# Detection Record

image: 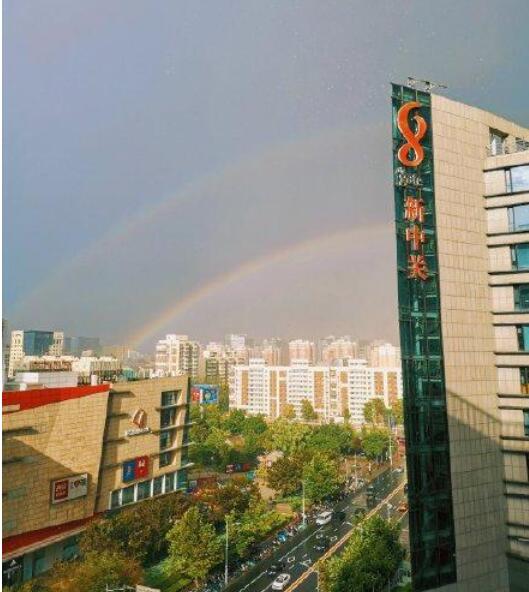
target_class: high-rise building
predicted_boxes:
[7,330,64,379]
[3,319,10,385]
[321,337,356,365]
[64,336,102,356]
[224,334,247,350]
[392,83,529,591]
[229,358,402,423]
[288,339,316,364]
[368,341,401,368]
[154,334,200,380]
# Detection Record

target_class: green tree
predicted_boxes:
[223,409,246,435]
[80,493,191,565]
[319,515,405,592]
[281,403,297,420]
[303,452,342,502]
[363,398,386,425]
[242,414,268,437]
[301,399,318,422]
[267,418,311,454]
[47,551,142,592]
[342,406,351,424]
[166,507,223,587]
[361,428,391,461]
[307,424,360,457]
[266,453,305,496]
[390,399,404,425]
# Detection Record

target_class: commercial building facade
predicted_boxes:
[2,376,191,584]
[229,358,401,424]
[392,83,529,591]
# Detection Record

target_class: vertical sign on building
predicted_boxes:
[392,84,457,590]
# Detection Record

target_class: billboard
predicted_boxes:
[191,384,219,404]
[122,456,150,483]
[51,473,88,504]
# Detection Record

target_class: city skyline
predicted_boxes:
[5,2,529,348]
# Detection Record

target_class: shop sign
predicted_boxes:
[125,408,151,436]
[51,473,88,504]
[122,456,150,483]
[191,384,219,404]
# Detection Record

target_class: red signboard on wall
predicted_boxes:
[135,456,149,479]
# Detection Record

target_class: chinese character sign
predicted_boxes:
[122,456,150,483]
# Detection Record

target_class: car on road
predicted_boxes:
[398,501,408,513]
[272,573,292,590]
[315,510,333,525]
[267,563,285,576]
[314,536,330,551]
[335,510,347,522]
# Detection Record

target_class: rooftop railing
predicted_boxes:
[488,137,529,157]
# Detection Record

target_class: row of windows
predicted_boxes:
[110,470,184,509]
[506,166,529,193]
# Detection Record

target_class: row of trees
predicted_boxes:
[319,515,405,592]
[13,478,284,592]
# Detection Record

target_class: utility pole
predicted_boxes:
[225,516,229,586]
[302,480,307,527]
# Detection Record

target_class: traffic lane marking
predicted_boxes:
[283,481,406,592]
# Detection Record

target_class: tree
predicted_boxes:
[223,409,246,435]
[303,452,342,502]
[281,403,297,420]
[390,399,404,425]
[267,418,311,454]
[307,424,360,457]
[47,551,142,592]
[80,492,191,565]
[266,453,305,496]
[363,398,386,425]
[361,428,391,461]
[342,406,351,424]
[301,399,318,422]
[193,478,256,523]
[319,515,405,592]
[166,507,223,587]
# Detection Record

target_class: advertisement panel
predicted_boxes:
[122,456,150,483]
[51,473,88,504]
[191,384,219,404]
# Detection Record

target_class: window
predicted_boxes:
[507,165,529,193]
[161,390,179,407]
[160,451,173,467]
[509,205,529,232]
[514,285,529,310]
[512,244,529,270]
[62,538,78,561]
[517,326,529,351]
[137,480,151,501]
[524,410,529,437]
[153,476,163,496]
[521,368,529,395]
[161,407,177,428]
[165,472,176,492]
[110,490,120,509]
[160,431,172,450]
[121,485,135,505]
[490,129,507,156]
[526,453,529,482]
[33,549,46,576]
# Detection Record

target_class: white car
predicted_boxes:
[315,510,333,526]
[272,573,291,590]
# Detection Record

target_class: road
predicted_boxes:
[224,467,407,592]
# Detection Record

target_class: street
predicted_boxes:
[224,468,407,592]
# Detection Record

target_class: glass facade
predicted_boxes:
[517,326,529,351]
[514,285,529,310]
[23,331,54,356]
[392,84,457,590]
[508,204,529,232]
[511,244,529,270]
[508,165,529,193]
[109,469,184,508]
[521,368,529,395]
[524,410,529,437]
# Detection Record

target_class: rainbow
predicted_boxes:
[126,222,391,347]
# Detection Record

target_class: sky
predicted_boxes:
[4,1,529,350]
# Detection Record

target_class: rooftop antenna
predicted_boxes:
[407,77,448,92]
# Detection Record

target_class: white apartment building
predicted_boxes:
[368,341,401,368]
[154,334,200,379]
[320,338,356,365]
[229,358,402,424]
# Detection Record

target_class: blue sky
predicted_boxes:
[4,1,529,348]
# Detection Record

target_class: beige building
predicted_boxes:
[229,358,401,424]
[288,339,316,364]
[392,84,529,591]
[2,376,191,584]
